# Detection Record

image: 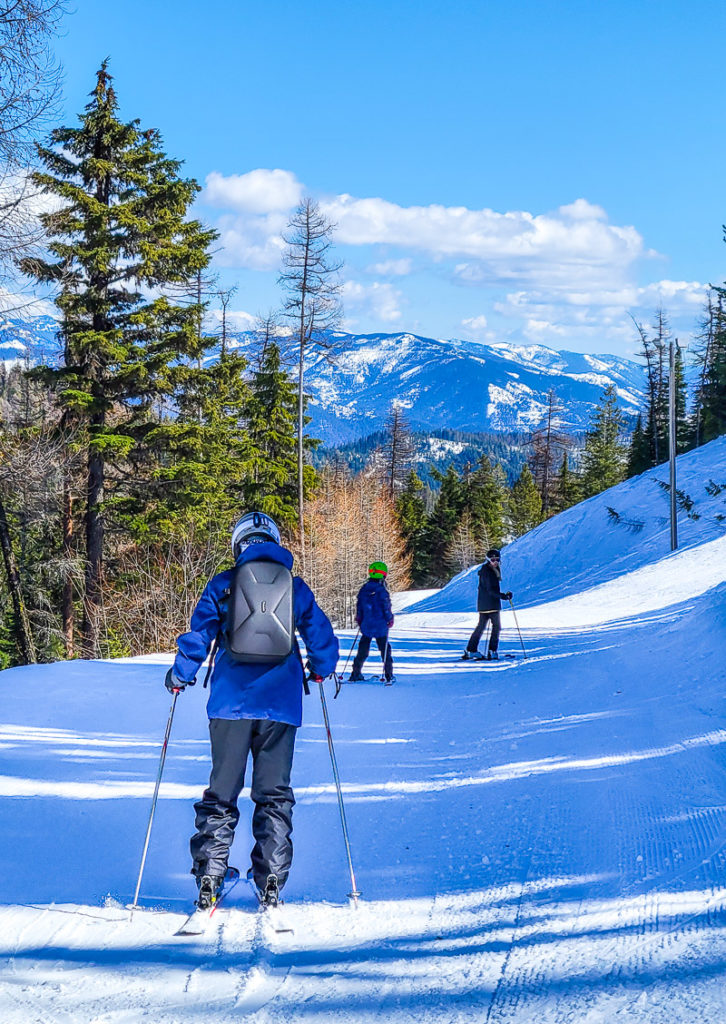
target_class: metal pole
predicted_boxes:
[669,339,678,551]
[318,680,361,904]
[508,599,527,659]
[130,689,179,917]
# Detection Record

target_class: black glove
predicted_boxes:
[504,591,513,601]
[165,667,192,693]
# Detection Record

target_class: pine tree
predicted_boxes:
[423,465,465,584]
[581,384,627,497]
[508,464,542,537]
[22,63,216,656]
[395,469,429,586]
[462,455,506,549]
[696,289,726,443]
[243,340,302,530]
[627,413,650,477]
[553,450,582,512]
[140,348,252,538]
[674,344,690,454]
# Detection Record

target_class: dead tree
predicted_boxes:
[279,198,342,575]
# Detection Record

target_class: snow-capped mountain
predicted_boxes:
[0,314,649,444]
[299,331,647,444]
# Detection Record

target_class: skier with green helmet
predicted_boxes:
[349,562,396,685]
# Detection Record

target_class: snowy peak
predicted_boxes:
[1,314,648,445]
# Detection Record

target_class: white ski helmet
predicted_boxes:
[231,511,281,557]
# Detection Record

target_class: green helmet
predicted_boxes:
[368,561,388,579]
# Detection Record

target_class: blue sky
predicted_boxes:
[50,0,726,356]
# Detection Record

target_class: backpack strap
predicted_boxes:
[203,587,229,688]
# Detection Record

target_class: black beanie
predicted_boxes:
[486,548,501,558]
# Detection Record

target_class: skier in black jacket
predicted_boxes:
[461,548,512,661]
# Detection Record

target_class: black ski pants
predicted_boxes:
[466,611,501,653]
[352,633,393,680]
[190,717,296,891]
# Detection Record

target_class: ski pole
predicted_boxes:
[130,688,180,918]
[335,629,360,699]
[508,598,527,659]
[380,637,392,683]
[318,678,361,904]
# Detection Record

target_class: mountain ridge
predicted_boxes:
[0,314,649,445]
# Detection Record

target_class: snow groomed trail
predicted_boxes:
[1,439,726,1022]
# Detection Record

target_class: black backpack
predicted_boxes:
[224,559,295,664]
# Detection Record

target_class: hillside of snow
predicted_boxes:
[405,434,726,625]
[1,437,726,1021]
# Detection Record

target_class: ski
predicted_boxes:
[245,876,295,934]
[455,653,518,665]
[175,866,241,936]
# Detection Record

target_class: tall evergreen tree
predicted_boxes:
[243,340,303,530]
[553,450,583,512]
[695,288,726,443]
[140,347,252,538]
[462,455,506,549]
[673,344,690,454]
[508,464,542,538]
[626,413,650,477]
[581,384,627,497]
[22,63,216,655]
[395,469,429,586]
[423,464,465,584]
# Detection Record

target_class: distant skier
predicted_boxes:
[165,511,338,910]
[461,548,513,661]
[349,562,396,685]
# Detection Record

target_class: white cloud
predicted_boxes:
[199,170,705,353]
[367,258,412,276]
[214,211,290,271]
[461,314,489,338]
[342,280,403,324]
[204,169,303,214]
[206,307,257,331]
[322,195,644,279]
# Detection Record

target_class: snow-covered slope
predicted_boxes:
[404,434,726,621]
[1,438,726,1022]
[1,313,647,444]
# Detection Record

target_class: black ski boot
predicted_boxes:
[262,873,280,908]
[196,873,224,910]
[487,650,499,661]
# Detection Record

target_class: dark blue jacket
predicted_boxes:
[477,561,508,612]
[172,542,338,728]
[356,579,393,638]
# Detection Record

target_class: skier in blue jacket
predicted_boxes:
[349,561,395,684]
[165,512,338,909]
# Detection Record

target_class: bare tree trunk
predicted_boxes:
[0,493,35,664]
[62,477,74,657]
[297,332,306,578]
[81,440,104,658]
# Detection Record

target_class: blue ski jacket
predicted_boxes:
[172,542,339,727]
[355,579,394,638]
